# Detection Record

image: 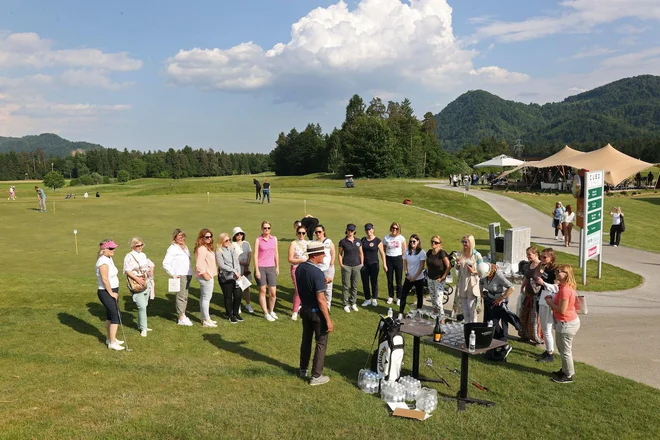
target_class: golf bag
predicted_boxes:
[370,317,404,382]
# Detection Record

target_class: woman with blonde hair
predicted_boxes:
[383,222,406,305]
[96,239,124,350]
[426,235,450,317]
[288,225,308,320]
[163,228,193,326]
[232,227,254,314]
[535,248,558,363]
[544,264,581,383]
[123,236,154,337]
[456,234,482,323]
[254,220,280,321]
[195,228,218,328]
[313,225,336,307]
[216,232,244,324]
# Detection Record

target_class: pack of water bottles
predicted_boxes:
[380,381,406,403]
[397,376,421,401]
[358,369,383,394]
[415,387,438,413]
[440,322,465,347]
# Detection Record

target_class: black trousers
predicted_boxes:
[386,255,403,299]
[399,278,425,315]
[300,308,329,378]
[483,297,509,340]
[361,263,379,300]
[220,279,242,318]
[609,224,622,246]
[255,187,261,200]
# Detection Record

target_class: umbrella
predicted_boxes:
[474,154,525,168]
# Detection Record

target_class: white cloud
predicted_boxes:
[59,69,132,90]
[473,0,660,42]
[469,66,529,84]
[599,47,660,68]
[0,32,142,71]
[165,0,528,104]
[563,46,619,60]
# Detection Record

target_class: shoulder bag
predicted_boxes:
[127,254,148,293]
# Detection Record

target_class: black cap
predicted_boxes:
[346,223,356,232]
[364,223,374,230]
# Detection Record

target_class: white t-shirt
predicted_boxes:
[317,238,334,272]
[612,213,621,225]
[96,255,119,289]
[384,234,406,257]
[124,250,149,275]
[564,212,575,224]
[404,250,426,281]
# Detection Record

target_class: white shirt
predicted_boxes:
[404,250,426,281]
[563,212,575,224]
[162,243,192,276]
[317,237,334,272]
[96,255,119,289]
[612,213,621,226]
[384,234,406,257]
[124,250,149,275]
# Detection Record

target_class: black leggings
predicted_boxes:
[361,263,379,300]
[399,278,425,315]
[386,255,403,299]
[98,288,120,324]
[220,279,242,318]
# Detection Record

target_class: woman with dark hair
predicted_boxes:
[254,220,280,321]
[216,232,243,324]
[398,234,426,315]
[383,222,406,306]
[551,202,565,241]
[518,246,544,345]
[288,225,308,320]
[338,223,364,313]
[360,223,387,307]
[535,248,558,362]
[426,235,450,317]
[194,228,218,328]
[232,227,254,314]
[562,205,575,247]
[96,239,124,350]
[163,229,193,326]
[313,225,336,307]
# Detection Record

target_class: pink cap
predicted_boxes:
[100,240,119,250]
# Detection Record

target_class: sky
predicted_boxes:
[1,0,660,153]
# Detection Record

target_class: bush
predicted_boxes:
[90,172,103,185]
[117,170,131,183]
[620,191,628,196]
[43,171,65,190]
[102,176,111,184]
[78,175,94,186]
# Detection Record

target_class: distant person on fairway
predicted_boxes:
[162,228,193,326]
[95,239,124,351]
[296,241,334,386]
[262,180,271,204]
[253,179,261,200]
[35,186,46,212]
[9,185,16,200]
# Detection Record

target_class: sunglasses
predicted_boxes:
[410,240,418,244]
[263,227,271,230]
[107,247,116,251]
[297,231,306,235]
[391,227,399,230]
[135,244,144,248]
[204,235,213,239]
[223,238,230,243]
[461,240,468,244]
[431,240,441,245]
[314,230,323,234]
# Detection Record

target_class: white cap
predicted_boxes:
[477,262,491,278]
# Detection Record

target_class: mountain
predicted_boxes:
[0,133,104,157]
[434,75,660,151]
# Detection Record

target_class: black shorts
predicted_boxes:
[98,288,120,324]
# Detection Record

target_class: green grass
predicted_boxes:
[493,189,660,253]
[1,177,657,439]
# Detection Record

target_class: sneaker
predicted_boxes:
[372,299,378,306]
[537,352,554,363]
[229,316,238,324]
[343,306,351,313]
[105,339,124,345]
[108,342,125,351]
[386,297,393,305]
[351,304,359,312]
[613,245,618,248]
[503,344,512,358]
[202,320,217,328]
[552,369,564,378]
[396,299,400,306]
[238,306,242,315]
[552,373,574,384]
[270,312,279,320]
[245,304,255,314]
[310,375,330,386]
[265,313,276,322]
[209,320,217,325]
[235,314,244,322]
[555,236,559,240]
[177,318,193,326]
[361,300,371,307]
[146,328,153,332]
[299,369,308,378]
[291,312,298,321]
[140,329,148,337]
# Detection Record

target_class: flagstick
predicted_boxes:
[74,230,78,255]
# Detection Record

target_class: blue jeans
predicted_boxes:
[262,189,270,203]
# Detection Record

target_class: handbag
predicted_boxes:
[576,294,588,315]
[126,254,148,293]
[620,216,626,233]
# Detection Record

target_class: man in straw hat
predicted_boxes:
[296,241,334,386]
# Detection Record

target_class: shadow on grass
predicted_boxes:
[58,312,105,343]
[325,348,370,381]
[203,333,296,375]
[90,299,138,329]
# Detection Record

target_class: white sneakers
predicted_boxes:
[108,342,125,351]
[265,313,276,322]
[291,312,298,321]
[361,300,371,307]
[351,304,359,312]
[386,298,393,304]
[372,299,377,306]
[177,316,193,326]
[396,299,401,306]
[202,320,217,328]
[344,306,351,313]
[270,312,279,320]
[105,339,124,346]
[140,329,148,337]
[245,304,255,314]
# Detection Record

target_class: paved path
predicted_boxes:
[427,183,660,389]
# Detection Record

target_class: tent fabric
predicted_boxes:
[496,145,583,179]
[474,154,525,168]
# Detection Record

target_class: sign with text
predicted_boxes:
[583,170,604,261]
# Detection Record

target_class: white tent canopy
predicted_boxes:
[474,154,525,168]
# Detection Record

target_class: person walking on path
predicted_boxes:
[288,225,308,320]
[609,207,624,247]
[551,202,565,241]
[338,223,364,313]
[254,220,280,321]
[162,229,193,326]
[194,228,218,328]
[360,223,386,307]
[35,186,47,212]
[296,242,334,386]
[384,222,406,306]
[261,180,271,204]
[562,205,575,247]
[545,264,581,384]
[253,179,261,200]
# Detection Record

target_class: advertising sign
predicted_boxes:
[583,170,604,261]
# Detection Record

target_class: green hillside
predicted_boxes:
[0,133,104,157]
[434,74,660,151]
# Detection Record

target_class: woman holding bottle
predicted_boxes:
[535,248,558,363]
[518,246,544,345]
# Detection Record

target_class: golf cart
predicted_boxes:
[345,174,355,188]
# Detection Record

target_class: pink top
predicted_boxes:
[553,284,578,322]
[195,246,218,278]
[257,235,276,267]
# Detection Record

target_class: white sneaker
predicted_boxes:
[209,320,217,325]
[386,297,393,305]
[344,306,351,313]
[108,342,125,351]
[613,244,618,247]
[270,312,279,320]
[246,304,255,313]
[178,317,193,326]
[291,312,298,321]
[265,313,276,322]
[361,300,371,307]
[351,304,359,312]
[555,236,559,240]
[106,339,124,345]
[396,299,401,306]
[238,306,242,315]
[372,299,377,306]
[146,328,153,332]
[202,320,217,328]
[140,329,148,337]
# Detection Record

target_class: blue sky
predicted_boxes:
[1,0,659,153]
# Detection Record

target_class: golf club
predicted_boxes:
[115,299,133,352]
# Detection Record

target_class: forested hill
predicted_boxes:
[0,133,104,156]
[434,75,660,151]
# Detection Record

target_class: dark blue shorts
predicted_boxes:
[98,288,120,324]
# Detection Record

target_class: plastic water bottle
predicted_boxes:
[387,308,393,318]
[469,330,476,353]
